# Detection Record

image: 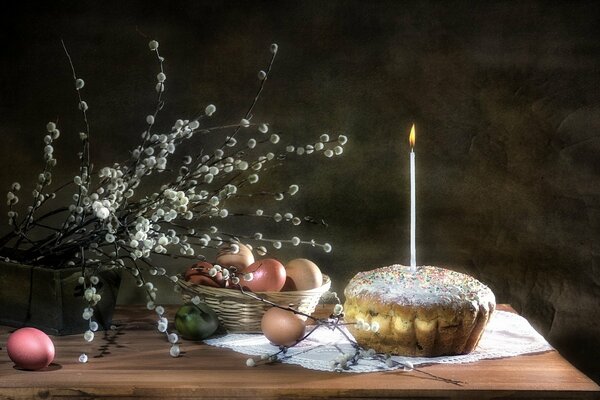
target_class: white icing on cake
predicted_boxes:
[344,264,495,307]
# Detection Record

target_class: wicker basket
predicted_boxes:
[177,275,331,332]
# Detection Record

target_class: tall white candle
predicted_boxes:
[409,124,416,272]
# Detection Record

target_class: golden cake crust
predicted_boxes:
[343,264,495,357]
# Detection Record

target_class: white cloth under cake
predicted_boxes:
[204,310,553,373]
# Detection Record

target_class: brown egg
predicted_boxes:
[216,242,255,271]
[184,261,214,280]
[261,307,306,346]
[185,261,225,287]
[187,274,221,287]
[282,258,323,291]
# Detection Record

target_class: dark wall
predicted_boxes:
[1,0,599,383]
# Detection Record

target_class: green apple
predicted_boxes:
[174,303,220,340]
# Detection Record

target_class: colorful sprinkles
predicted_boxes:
[344,264,495,307]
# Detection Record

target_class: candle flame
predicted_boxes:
[409,123,416,148]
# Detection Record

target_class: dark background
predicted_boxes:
[1,0,599,383]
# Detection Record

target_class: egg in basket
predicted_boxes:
[176,243,331,333]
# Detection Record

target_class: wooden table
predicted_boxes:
[0,305,598,399]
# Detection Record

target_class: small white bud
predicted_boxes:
[84,330,94,342]
[229,243,240,254]
[270,43,278,54]
[46,122,56,132]
[333,304,343,316]
[371,321,380,333]
[258,70,266,80]
[168,333,179,344]
[170,344,180,357]
[146,115,155,125]
[157,72,166,82]
[148,40,159,50]
[256,246,267,256]
[75,78,85,90]
[248,174,259,184]
[258,123,269,133]
[240,118,250,128]
[221,269,230,280]
[95,207,110,220]
[225,137,237,147]
[269,134,280,144]
[288,184,299,195]
[205,104,216,116]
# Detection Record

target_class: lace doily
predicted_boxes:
[204,310,553,373]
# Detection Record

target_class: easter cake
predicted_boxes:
[343,264,495,357]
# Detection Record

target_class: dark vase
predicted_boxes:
[0,261,121,335]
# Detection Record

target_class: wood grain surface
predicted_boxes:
[0,304,598,399]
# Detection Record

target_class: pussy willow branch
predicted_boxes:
[55,40,91,244]
[125,43,165,178]
[15,147,56,244]
[189,48,277,178]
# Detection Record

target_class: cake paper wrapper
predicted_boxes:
[204,310,553,373]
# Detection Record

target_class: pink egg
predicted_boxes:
[7,327,55,370]
[240,259,286,292]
